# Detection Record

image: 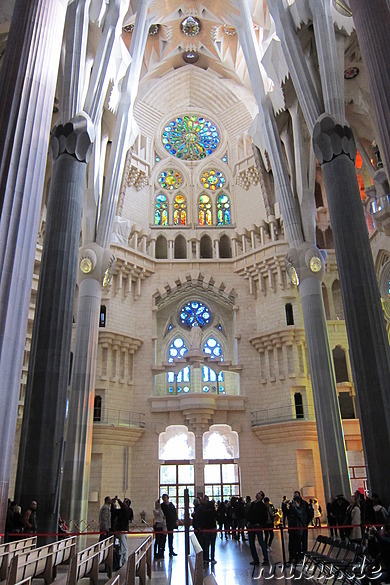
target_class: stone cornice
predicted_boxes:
[98,330,143,353]
[249,327,307,352]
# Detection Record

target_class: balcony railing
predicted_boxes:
[371,195,390,214]
[94,408,145,428]
[251,404,316,427]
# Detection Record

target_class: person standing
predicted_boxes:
[99,496,112,540]
[112,497,132,567]
[246,491,269,567]
[287,491,312,563]
[153,500,167,559]
[23,500,38,533]
[200,495,218,565]
[263,497,275,550]
[281,496,288,528]
[161,494,178,557]
[313,498,322,528]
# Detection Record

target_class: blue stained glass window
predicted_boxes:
[203,337,223,359]
[162,115,220,161]
[179,301,212,328]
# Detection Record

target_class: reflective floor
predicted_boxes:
[148,529,307,585]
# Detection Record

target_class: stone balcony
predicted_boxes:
[371,195,390,235]
[93,408,145,446]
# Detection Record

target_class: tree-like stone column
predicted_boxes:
[347,0,390,173]
[313,115,390,499]
[15,116,94,539]
[0,0,67,533]
[232,0,351,503]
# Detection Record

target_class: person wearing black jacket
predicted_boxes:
[161,494,178,557]
[246,491,270,566]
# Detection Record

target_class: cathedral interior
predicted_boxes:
[1,0,390,539]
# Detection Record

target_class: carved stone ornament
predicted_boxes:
[50,114,94,163]
[313,114,357,165]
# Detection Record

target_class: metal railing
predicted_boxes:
[371,194,390,214]
[93,408,145,428]
[251,404,316,427]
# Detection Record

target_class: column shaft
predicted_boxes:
[15,144,90,538]
[61,278,102,527]
[348,0,390,172]
[314,116,390,501]
[0,0,66,532]
[299,277,351,502]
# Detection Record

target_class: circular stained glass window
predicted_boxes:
[201,169,226,190]
[181,16,201,37]
[158,169,183,190]
[162,115,220,161]
[179,301,211,328]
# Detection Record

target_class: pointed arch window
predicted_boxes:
[202,337,224,394]
[199,194,212,225]
[173,193,187,225]
[155,194,168,225]
[167,337,190,394]
[217,193,230,225]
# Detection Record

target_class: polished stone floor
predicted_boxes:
[147,529,308,585]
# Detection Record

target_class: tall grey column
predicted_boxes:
[0,0,67,533]
[61,0,151,528]
[313,115,390,501]
[233,0,351,502]
[347,0,390,173]
[290,249,351,501]
[61,270,103,528]
[15,117,94,538]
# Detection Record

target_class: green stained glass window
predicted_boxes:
[162,115,219,161]
[217,193,230,225]
[201,169,226,191]
[173,194,187,225]
[158,169,183,190]
[199,194,212,225]
[155,194,168,225]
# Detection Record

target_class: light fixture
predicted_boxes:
[309,256,322,273]
[286,262,299,286]
[80,257,93,274]
[79,249,97,275]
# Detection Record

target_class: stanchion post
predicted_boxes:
[279,524,287,567]
[184,488,189,585]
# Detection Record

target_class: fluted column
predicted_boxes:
[288,245,351,502]
[348,0,390,173]
[15,116,94,539]
[234,0,350,500]
[0,0,67,533]
[313,115,390,501]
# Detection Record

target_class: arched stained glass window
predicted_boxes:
[203,337,223,359]
[199,194,212,225]
[168,337,188,361]
[179,301,211,328]
[173,194,187,225]
[167,338,190,393]
[201,169,226,191]
[217,193,230,225]
[202,337,224,394]
[155,194,168,225]
[158,169,183,190]
[162,115,219,160]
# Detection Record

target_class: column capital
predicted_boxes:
[50,113,95,162]
[285,243,326,286]
[313,114,356,165]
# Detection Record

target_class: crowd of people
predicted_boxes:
[5,487,390,579]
